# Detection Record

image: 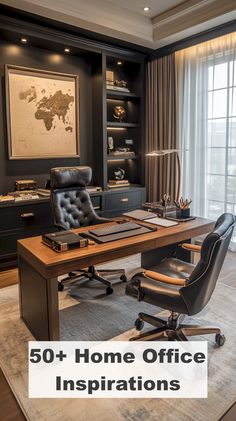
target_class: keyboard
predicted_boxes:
[89,222,142,237]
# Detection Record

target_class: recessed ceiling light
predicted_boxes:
[64,48,71,53]
[117,61,123,65]
[143,6,150,12]
[20,37,28,44]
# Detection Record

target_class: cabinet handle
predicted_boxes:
[21,212,35,218]
[120,198,129,202]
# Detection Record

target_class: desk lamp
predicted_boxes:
[146,149,181,202]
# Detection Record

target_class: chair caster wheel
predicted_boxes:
[135,318,144,331]
[58,282,64,292]
[120,274,127,282]
[215,333,225,347]
[106,287,113,295]
[68,272,75,277]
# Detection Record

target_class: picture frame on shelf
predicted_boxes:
[5,64,80,159]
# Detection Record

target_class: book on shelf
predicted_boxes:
[106,70,114,84]
[108,179,129,185]
[108,183,130,188]
[106,85,130,93]
[108,151,135,157]
[0,195,15,203]
[14,194,39,201]
[37,188,51,197]
[7,191,39,201]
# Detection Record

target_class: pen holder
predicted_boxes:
[177,208,190,219]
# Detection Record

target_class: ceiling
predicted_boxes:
[2,0,236,50]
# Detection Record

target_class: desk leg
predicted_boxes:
[18,256,59,341]
[141,240,191,268]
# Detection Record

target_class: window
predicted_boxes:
[176,33,236,248]
[207,59,236,222]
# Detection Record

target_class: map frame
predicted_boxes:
[5,64,80,159]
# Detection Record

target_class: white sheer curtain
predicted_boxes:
[176,33,236,249]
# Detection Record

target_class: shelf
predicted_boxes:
[106,89,140,100]
[107,155,139,161]
[105,184,144,192]
[107,122,139,128]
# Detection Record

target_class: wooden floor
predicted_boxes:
[0,267,235,421]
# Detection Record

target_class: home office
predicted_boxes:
[0,1,236,420]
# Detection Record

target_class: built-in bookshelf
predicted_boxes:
[105,55,144,190]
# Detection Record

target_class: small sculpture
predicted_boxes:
[107,136,114,152]
[114,168,125,180]
[113,105,126,122]
[114,80,128,88]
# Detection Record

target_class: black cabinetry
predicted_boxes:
[0,199,54,269]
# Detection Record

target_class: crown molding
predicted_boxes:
[152,0,236,44]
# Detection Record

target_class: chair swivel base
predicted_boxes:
[58,265,127,295]
[130,311,226,346]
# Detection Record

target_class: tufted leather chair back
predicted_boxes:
[50,166,101,230]
[180,213,235,315]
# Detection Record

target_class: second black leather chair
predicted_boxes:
[126,213,235,344]
[50,166,127,294]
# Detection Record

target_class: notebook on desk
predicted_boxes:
[122,209,158,220]
[143,217,178,227]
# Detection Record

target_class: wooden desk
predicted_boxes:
[17,218,214,340]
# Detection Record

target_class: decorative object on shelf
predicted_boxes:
[107,136,114,152]
[114,80,127,88]
[108,167,130,188]
[15,179,37,191]
[107,77,130,92]
[5,64,79,159]
[113,105,126,122]
[114,167,125,180]
[146,149,181,202]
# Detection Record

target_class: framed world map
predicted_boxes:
[5,64,79,159]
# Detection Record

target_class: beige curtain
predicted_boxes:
[145,53,178,202]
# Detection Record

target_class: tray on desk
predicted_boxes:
[166,216,196,222]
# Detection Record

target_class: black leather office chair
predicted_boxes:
[50,166,127,294]
[126,213,235,344]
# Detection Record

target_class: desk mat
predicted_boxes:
[81,224,156,243]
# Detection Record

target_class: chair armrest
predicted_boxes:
[94,216,111,224]
[144,270,186,286]
[181,243,201,253]
[54,223,67,231]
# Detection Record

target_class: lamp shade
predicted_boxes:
[145,149,180,156]
[145,149,181,201]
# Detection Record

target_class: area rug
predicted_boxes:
[0,254,235,421]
